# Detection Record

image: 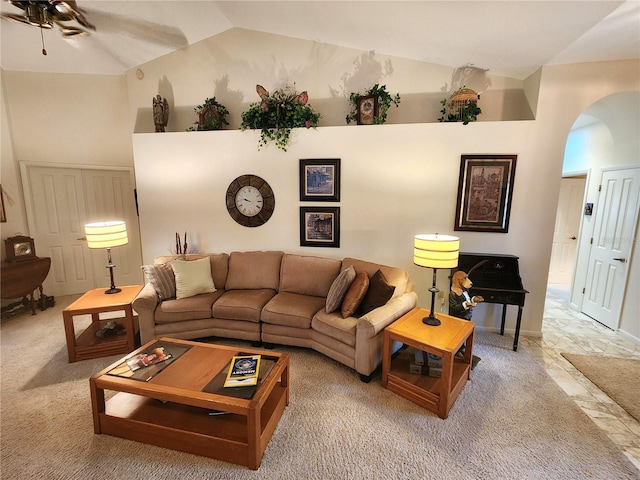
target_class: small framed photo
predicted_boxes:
[454,154,517,233]
[300,159,340,202]
[300,207,340,248]
[357,95,378,125]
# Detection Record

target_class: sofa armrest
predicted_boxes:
[356,291,418,338]
[132,283,160,344]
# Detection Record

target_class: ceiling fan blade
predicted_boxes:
[84,8,187,49]
[0,12,34,26]
[56,1,95,31]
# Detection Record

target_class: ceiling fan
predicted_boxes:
[1,0,188,58]
[1,0,95,37]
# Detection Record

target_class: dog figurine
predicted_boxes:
[449,270,484,320]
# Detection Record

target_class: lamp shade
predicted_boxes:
[413,234,460,269]
[84,221,128,249]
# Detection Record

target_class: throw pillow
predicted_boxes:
[358,269,395,315]
[325,265,356,313]
[341,271,369,318]
[171,257,216,299]
[141,262,176,300]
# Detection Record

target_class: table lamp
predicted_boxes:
[85,220,128,294]
[413,233,460,326]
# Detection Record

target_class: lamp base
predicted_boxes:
[422,315,441,326]
[104,287,122,295]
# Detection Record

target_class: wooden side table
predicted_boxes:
[63,285,143,363]
[1,257,53,315]
[382,308,474,419]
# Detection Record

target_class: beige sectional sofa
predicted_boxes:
[132,251,417,381]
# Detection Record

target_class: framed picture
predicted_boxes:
[300,206,340,248]
[454,154,517,233]
[0,185,5,223]
[357,95,378,125]
[300,159,340,202]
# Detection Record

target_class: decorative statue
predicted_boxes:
[449,270,484,320]
[153,95,169,132]
[449,270,484,368]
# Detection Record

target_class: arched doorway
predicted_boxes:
[552,92,640,336]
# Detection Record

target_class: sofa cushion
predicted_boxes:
[225,251,284,290]
[156,254,229,291]
[342,257,409,298]
[312,310,357,347]
[341,271,369,318]
[172,257,216,299]
[358,269,395,315]
[279,254,342,297]
[262,292,327,329]
[325,265,356,313]
[213,289,276,322]
[141,262,176,300]
[154,292,220,324]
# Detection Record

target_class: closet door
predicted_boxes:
[24,165,142,297]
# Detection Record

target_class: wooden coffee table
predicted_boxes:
[63,285,142,362]
[89,338,290,470]
[382,308,474,419]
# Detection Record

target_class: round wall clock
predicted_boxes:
[225,174,275,227]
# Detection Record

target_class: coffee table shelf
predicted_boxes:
[90,338,289,469]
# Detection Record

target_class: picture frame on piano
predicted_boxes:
[454,154,517,233]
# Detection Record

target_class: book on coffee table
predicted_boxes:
[224,355,261,387]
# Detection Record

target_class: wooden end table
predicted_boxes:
[382,308,474,419]
[63,285,142,363]
[90,338,290,469]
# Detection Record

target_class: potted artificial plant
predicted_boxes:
[346,84,401,125]
[187,97,230,131]
[240,84,321,151]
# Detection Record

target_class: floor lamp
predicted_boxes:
[85,221,128,294]
[413,233,460,326]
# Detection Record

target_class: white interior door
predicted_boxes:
[548,177,586,284]
[582,167,640,329]
[24,165,143,297]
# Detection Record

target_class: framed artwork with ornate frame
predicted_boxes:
[299,158,340,202]
[300,206,340,248]
[454,154,517,233]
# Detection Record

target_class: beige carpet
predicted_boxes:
[562,353,640,422]
[1,296,639,480]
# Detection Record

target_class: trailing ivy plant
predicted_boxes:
[438,87,482,125]
[345,84,401,125]
[240,84,321,151]
[187,97,230,131]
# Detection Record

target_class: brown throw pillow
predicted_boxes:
[326,266,356,313]
[358,269,395,315]
[141,262,176,300]
[341,271,369,318]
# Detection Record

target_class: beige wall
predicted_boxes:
[1,28,638,341]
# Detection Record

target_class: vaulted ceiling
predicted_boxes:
[1,1,639,80]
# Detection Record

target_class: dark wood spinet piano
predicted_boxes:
[453,253,528,351]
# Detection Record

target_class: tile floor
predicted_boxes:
[521,285,640,471]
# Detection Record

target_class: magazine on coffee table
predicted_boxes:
[107,343,190,381]
[126,346,172,372]
[224,355,261,387]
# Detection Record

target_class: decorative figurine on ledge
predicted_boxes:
[449,270,483,368]
[153,94,169,132]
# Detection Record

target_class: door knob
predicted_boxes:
[613,258,627,263]
[77,236,86,241]
[570,236,577,240]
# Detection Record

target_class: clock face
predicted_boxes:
[235,185,263,217]
[14,242,32,256]
[226,175,275,227]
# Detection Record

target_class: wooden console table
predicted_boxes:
[0,257,53,315]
